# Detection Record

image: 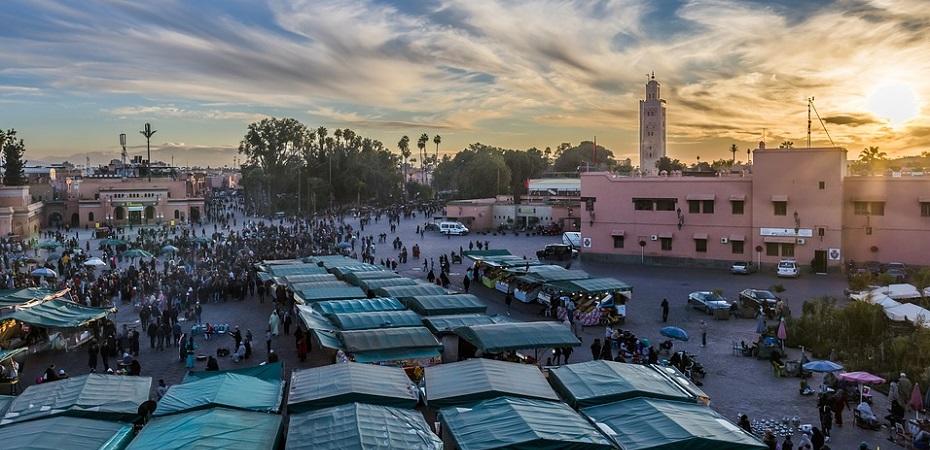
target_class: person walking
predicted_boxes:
[505,291,513,315]
[87,340,99,372]
[282,310,292,336]
[661,298,669,322]
[463,274,471,293]
[265,328,273,355]
[590,338,602,360]
[832,389,847,427]
[700,320,708,347]
[147,322,158,349]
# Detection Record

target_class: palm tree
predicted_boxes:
[859,146,887,175]
[417,133,429,183]
[398,135,411,194]
[433,134,441,159]
[730,144,738,164]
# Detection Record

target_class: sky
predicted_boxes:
[1,0,929,167]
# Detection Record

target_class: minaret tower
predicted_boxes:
[639,72,667,174]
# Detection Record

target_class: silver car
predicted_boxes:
[687,291,732,315]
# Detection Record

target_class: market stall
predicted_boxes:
[288,362,417,412]
[402,294,487,316]
[343,270,401,285]
[0,416,134,450]
[355,277,418,295]
[128,407,283,450]
[2,296,115,352]
[329,310,424,331]
[1,373,151,425]
[311,297,405,316]
[549,360,708,409]
[328,264,384,278]
[338,326,442,365]
[154,367,285,416]
[425,358,559,407]
[507,267,590,303]
[293,286,366,304]
[452,321,581,362]
[373,284,451,300]
[542,277,633,326]
[286,402,440,450]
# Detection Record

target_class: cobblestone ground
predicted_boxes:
[19,211,889,449]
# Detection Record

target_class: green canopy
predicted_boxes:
[463,249,513,259]
[312,297,404,315]
[344,270,400,285]
[0,395,12,417]
[440,396,614,450]
[356,277,418,292]
[288,362,417,412]
[128,407,282,450]
[313,329,344,350]
[0,287,55,308]
[182,361,283,384]
[1,374,151,425]
[453,321,581,353]
[296,305,338,331]
[550,361,700,408]
[291,280,355,292]
[504,264,569,274]
[328,264,384,278]
[280,273,337,284]
[425,358,559,407]
[339,327,442,363]
[582,397,765,450]
[293,286,366,304]
[422,314,506,334]
[0,346,26,364]
[330,310,423,331]
[374,284,450,299]
[286,402,441,450]
[154,372,284,416]
[550,277,632,295]
[257,272,274,283]
[305,255,355,266]
[514,269,591,284]
[266,264,327,276]
[402,294,487,316]
[0,416,134,450]
[7,299,113,328]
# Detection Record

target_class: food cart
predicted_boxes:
[506,267,590,304]
[544,278,633,326]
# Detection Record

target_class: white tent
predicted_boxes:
[870,295,901,309]
[883,284,922,300]
[884,303,930,327]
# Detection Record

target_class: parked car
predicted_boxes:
[687,291,732,314]
[438,221,469,235]
[738,289,780,315]
[776,260,799,278]
[884,262,908,282]
[863,261,883,276]
[730,261,756,275]
[536,244,578,261]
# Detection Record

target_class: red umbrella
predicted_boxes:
[910,383,924,412]
[776,318,787,340]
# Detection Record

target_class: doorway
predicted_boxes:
[813,250,828,274]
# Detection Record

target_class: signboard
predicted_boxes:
[828,248,841,261]
[760,228,813,238]
[582,237,592,248]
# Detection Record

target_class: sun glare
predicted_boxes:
[867,82,920,127]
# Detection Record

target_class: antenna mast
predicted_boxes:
[807,97,813,148]
[809,98,836,148]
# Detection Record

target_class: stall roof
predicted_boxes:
[344,270,401,285]
[330,310,423,331]
[312,297,404,315]
[463,249,513,259]
[154,373,284,416]
[550,277,632,294]
[288,362,417,412]
[286,402,441,450]
[0,416,134,450]
[515,269,591,284]
[183,361,283,384]
[440,396,614,450]
[340,326,442,363]
[480,256,541,268]
[582,397,765,450]
[356,277,418,292]
[127,407,283,450]
[296,305,338,331]
[313,329,344,350]
[280,273,338,284]
[453,322,581,353]
[505,264,571,274]
[266,264,327,276]
[305,255,356,267]
[0,346,26,364]
[0,287,56,308]
[374,284,451,299]
[402,294,487,316]
[329,264,384,278]
[549,360,700,408]
[290,281,355,292]
[422,314,507,334]
[0,395,12,417]
[6,298,113,328]
[425,358,559,407]
[1,374,152,425]
[294,286,366,303]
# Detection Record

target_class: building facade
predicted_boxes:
[443,178,582,232]
[581,145,930,268]
[0,186,43,238]
[639,73,667,175]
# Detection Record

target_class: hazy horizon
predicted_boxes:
[2,0,929,167]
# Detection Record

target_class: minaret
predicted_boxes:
[639,72,667,174]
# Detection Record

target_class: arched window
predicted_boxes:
[88,212,95,222]
[174,209,180,219]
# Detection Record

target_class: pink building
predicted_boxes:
[581,145,930,269]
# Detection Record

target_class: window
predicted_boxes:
[613,235,625,249]
[922,203,930,217]
[854,202,869,215]
[634,199,654,211]
[701,200,715,214]
[818,181,825,190]
[688,200,700,214]
[660,237,672,251]
[781,243,795,257]
[694,239,707,253]
[88,212,95,222]
[773,201,787,216]
[766,243,780,256]
[866,227,873,235]
[818,227,825,237]
[854,201,885,215]
[655,199,676,211]
[732,240,744,254]
[731,200,744,215]
[870,202,885,216]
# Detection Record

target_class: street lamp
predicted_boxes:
[140,123,157,181]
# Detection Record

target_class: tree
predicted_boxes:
[551,141,615,172]
[654,156,685,173]
[779,141,794,149]
[417,133,429,182]
[238,118,309,171]
[1,129,27,186]
[398,135,411,186]
[503,147,549,201]
[730,143,738,163]
[431,143,511,198]
[857,146,887,175]
[433,134,441,159]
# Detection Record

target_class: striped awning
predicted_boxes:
[610,230,625,236]
[729,234,746,241]
[686,194,715,201]
[692,233,708,240]
[658,232,673,239]
[770,195,788,202]
[763,236,796,244]
[729,194,746,201]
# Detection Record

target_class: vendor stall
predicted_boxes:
[373,284,451,300]
[542,277,633,326]
[154,366,285,416]
[128,407,283,450]
[286,402,440,450]
[402,294,487,316]
[1,373,151,425]
[0,416,134,450]
[355,277,418,295]
[452,321,580,362]
[293,286,366,304]
[425,358,559,407]
[507,268,590,303]
[311,297,405,316]
[288,362,417,412]
[343,270,401,285]
[549,360,708,409]
[2,295,114,352]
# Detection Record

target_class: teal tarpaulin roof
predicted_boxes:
[291,280,355,292]
[128,407,283,450]
[182,361,283,384]
[280,273,338,284]
[374,284,450,299]
[313,329,344,350]
[425,358,559,407]
[356,277,418,292]
[1,374,152,425]
[297,305,338,330]
[330,310,423,331]
[454,321,581,353]
[504,264,570,274]
[0,416,134,450]
[266,264,327,276]
[329,264,384,278]
[294,286,366,303]
[0,287,55,307]
[402,294,487,316]
[312,297,404,315]
[422,314,509,334]
[549,361,699,408]
[353,347,440,363]
[7,299,114,328]
[514,269,591,283]
[0,346,26,363]
[344,270,400,285]
[582,397,766,450]
[286,403,441,450]
[154,372,284,416]
[306,255,356,267]
[288,362,417,412]
[340,326,442,363]
[440,396,614,450]
[550,277,632,294]
[463,249,513,259]
[0,395,12,417]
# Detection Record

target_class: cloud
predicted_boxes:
[106,106,268,122]
[823,114,880,127]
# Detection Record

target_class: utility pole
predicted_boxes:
[119,133,127,176]
[140,122,157,181]
[297,166,301,215]
[807,97,813,148]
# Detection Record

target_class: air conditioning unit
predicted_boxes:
[796,238,806,245]
[720,237,729,244]
[650,235,658,241]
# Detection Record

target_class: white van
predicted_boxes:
[439,221,469,235]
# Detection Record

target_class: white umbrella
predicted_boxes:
[83,257,107,268]
[31,267,58,278]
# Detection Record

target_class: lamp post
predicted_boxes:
[119,133,127,176]
[140,123,157,181]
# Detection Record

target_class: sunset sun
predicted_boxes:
[867,82,920,127]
